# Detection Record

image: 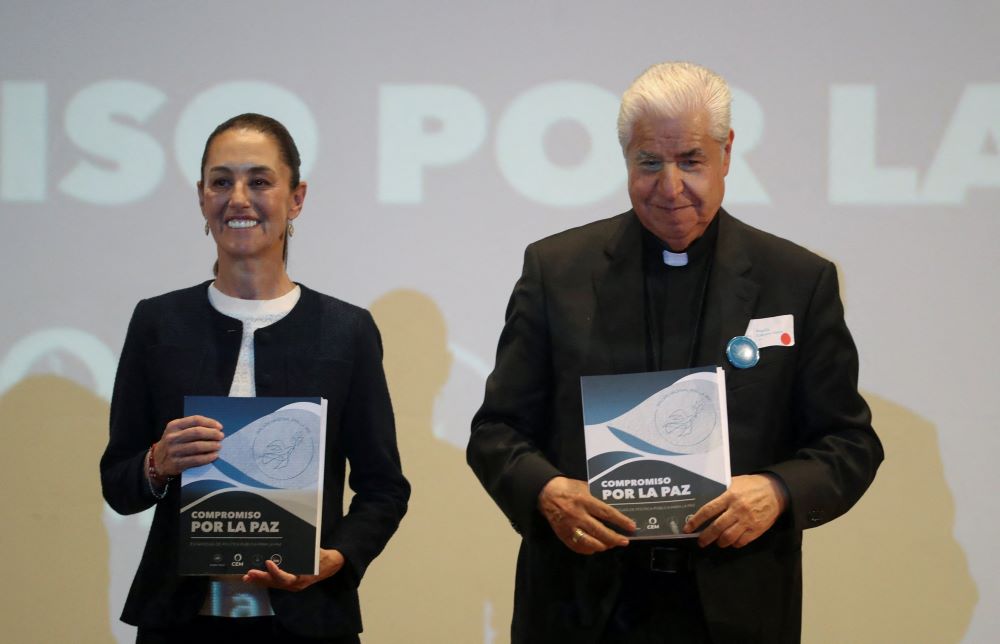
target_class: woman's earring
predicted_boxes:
[204,221,210,236]
[287,221,295,238]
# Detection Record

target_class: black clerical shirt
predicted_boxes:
[641,214,719,372]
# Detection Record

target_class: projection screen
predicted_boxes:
[1,1,996,642]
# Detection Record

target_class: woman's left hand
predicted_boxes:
[241,548,345,592]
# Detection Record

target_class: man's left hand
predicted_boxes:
[242,548,345,591]
[683,474,788,548]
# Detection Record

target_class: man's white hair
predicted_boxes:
[617,61,732,153]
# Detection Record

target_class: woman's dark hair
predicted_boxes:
[202,113,302,274]
[201,113,302,188]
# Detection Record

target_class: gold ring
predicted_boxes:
[571,528,586,544]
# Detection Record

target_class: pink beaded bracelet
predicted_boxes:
[146,442,173,499]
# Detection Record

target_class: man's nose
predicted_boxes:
[657,165,683,200]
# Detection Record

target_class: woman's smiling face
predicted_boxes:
[198,128,305,264]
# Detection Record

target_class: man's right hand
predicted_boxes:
[538,476,636,554]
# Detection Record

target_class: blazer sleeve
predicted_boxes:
[329,311,410,581]
[765,261,884,531]
[467,244,563,536]
[100,299,163,515]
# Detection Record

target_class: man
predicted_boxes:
[467,62,883,643]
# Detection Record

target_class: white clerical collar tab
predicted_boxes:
[663,250,689,267]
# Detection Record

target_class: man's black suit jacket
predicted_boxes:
[468,209,883,643]
[100,282,409,638]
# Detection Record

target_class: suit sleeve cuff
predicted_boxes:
[761,460,827,531]
[504,454,563,536]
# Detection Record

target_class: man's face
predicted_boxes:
[626,110,733,251]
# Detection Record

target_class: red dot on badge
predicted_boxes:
[780,333,792,345]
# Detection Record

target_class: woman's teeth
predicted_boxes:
[227,219,258,229]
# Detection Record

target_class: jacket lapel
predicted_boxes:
[198,289,244,395]
[699,210,759,368]
[586,212,648,376]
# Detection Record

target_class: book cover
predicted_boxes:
[581,367,730,539]
[179,396,327,575]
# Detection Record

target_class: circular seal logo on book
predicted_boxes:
[652,385,718,453]
[252,415,315,481]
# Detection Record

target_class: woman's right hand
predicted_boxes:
[154,415,224,477]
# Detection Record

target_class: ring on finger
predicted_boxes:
[571,527,586,544]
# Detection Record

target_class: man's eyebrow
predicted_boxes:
[677,148,706,159]
[634,150,661,161]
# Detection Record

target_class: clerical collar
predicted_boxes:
[642,213,720,268]
[664,250,688,267]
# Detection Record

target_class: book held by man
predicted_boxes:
[581,367,730,539]
[179,396,327,575]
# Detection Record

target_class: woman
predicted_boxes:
[100,113,409,643]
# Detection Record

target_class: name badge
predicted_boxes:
[744,314,794,348]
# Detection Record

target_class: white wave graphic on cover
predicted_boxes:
[182,402,322,525]
[586,372,727,484]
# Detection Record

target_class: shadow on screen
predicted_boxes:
[360,289,518,644]
[802,393,977,643]
[0,374,113,642]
